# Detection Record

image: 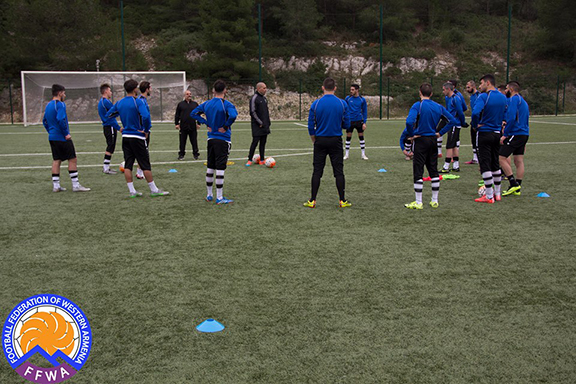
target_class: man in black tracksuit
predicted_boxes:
[175,90,200,160]
[246,82,271,166]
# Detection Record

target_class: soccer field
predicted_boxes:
[1,117,575,383]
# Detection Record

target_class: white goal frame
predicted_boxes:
[21,71,187,126]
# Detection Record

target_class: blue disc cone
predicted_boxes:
[537,192,550,198]
[169,169,178,173]
[378,168,387,173]
[196,319,225,333]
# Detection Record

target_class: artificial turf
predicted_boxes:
[1,117,575,383]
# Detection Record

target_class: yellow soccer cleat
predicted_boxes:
[404,201,423,210]
[303,200,316,208]
[502,185,521,196]
[339,200,352,208]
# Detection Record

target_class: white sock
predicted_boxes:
[443,162,450,170]
[414,179,423,204]
[493,170,502,196]
[482,171,494,199]
[431,177,440,203]
[437,137,443,155]
[148,181,159,193]
[206,168,214,197]
[52,174,60,189]
[216,169,225,200]
[473,152,478,162]
[136,168,144,178]
[360,139,366,156]
[453,160,460,169]
[127,182,136,194]
[69,170,80,189]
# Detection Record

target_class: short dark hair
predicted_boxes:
[124,79,139,93]
[420,83,433,97]
[443,82,454,91]
[139,81,151,94]
[52,84,65,96]
[448,79,458,87]
[100,83,111,95]
[351,84,360,90]
[212,80,226,94]
[480,74,496,86]
[497,84,507,91]
[507,81,521,93]
[323,78,336,91]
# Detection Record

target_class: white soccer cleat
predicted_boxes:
[52,186,67,193]
[343,154,349,160]
[361,154,369,160]
[103,169,118,175]
[72,185,91,192]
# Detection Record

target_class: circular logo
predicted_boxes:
[2,294,92,383]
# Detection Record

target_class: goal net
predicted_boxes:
[21,71,186,126]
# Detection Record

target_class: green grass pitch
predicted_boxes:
[1,117,575,383]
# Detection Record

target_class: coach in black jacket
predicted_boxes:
[175,90,200,160]
[246,82,271,166]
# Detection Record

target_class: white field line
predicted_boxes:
[530,121,576,126]
[0,141,575,170]
[0,127,307,135]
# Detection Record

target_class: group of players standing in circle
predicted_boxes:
[41,73,528,208]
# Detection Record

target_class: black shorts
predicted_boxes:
[49,140,76,161]
[207,139,231,170]
[313,136,344,178]
[412,136,438,182]
[346,121,364,133]
[446,127,461,149]
[499,135,529,157]
[103,126,117,154]
[122,137,151,171]
[477,131,501,173]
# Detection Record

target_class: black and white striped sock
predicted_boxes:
[69,170,79,189]
[216,170,225,200]
[345,139,351,156]
[437,137,443,155]
[482,171,494,199]
[52,174,60,189]
[206,168,214,197]
[493,169,502,196]
[431,177,440,203]
[103,154,111,171]
[414,179,423,204]
[359,136,366,156]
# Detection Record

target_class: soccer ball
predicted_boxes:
[252,154,261,164]
[264,157,276,168]
[119,161,125,173]
[478,185,486,197]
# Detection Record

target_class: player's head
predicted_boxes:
[184,90,192,101]
[497,84,507,94]
[52,84,66,100]
[350,84,360,96]
[479,74,496,92]
[100,83,112,98]
[442,82,454,96]
[322,78,336,94]
[466,80,476,94]
[506,81,521,96]
[419,83,433,98]
[213,80,226,95]
[139,81,151,96]
[124,79,139,94]
[448,79,458,88]
[256,82,267,95]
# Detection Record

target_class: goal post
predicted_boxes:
[21,71,187,126]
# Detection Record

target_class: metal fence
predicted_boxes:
[1,74,574,124]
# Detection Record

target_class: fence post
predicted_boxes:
[562,82,566,112]
[379,4,383,120]
[555,75,560,116]
[159,88,163,122]
[343,78,346,99]
[506,2,512,83]
[258,3,262,82]
[386,77,390,120]
[299,78,302,121]
[9,80,14,125]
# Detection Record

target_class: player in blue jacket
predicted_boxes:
[305,78,351,208]
[98,83,122,175]
[191,80,238,205]
[465,80,480,164]
[43,84,90,193]
[471,74,507,203]
[441,82,466,173]
[106,79,169,198]
[400,127,413,160]
[344,84,368,160]
[404,83,458,209]
[500,81,530,197]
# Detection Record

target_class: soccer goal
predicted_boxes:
[21,71,187,126]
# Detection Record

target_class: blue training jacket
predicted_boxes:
[344,95,367,123]
[504,94,530,136]
[400,128,409,150]
[405,99,458,137]
[191,98,238,142]
[471,90,507,132]
[454,89,467,112]
[42,100,70,142]
[138,95,152,131]
[445,94,466,127]
[98,98,121,130]
[308,94,350,137]
[469,91,480,112]
[106,96,151,140]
